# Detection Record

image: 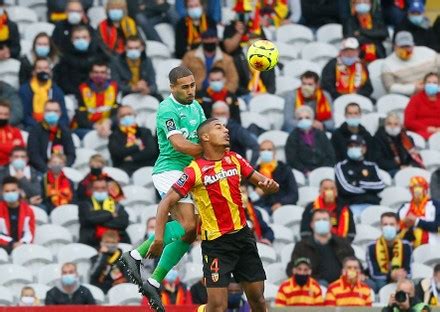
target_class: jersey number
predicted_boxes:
[210,258,219,273]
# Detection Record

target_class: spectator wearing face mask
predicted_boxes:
[74,60,118,139]
[381,31,440,96]
[398,176,440,248]
[380,0,407,27]
[27,100,76,173]
[0,0,20,59]
[90,229,128,293]
[276,257,323,306]
[0,82,22,126]
[225,282,249,312]
[382,279,430,312]
[331,102,375,161]
[404,72,440,140]
[374,112,424,176]
[47,0,93,23]
[415,264,440,307]
[300,179,356,242]
[18,32,60,86]
[283,71,334,133]
[45,262,96,305]
[0,100,24,167]
[335,134,385,219]
[79,178,130,248]
[394,1,440,52]
[19,58,69,130]
[149,269,192,306]
[321,37,373,100]
[285,106,336,176]
[197,67,241,124]
[18,286,41,306]
[41,154,74,213]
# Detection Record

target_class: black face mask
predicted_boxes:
[90,167,102,176]
[203,42,217,52]
[36,71,50,82]
[0,119,8,127]
[294,274,309,287]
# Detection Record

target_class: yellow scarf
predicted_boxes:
[30,77,52,122]
[119,125,137,147]
[127,58,141,87]
[248,67,267,93]
[92,197,116,214]
[375,236,404,274]
[0,13,9,41]
[259,160,277,179]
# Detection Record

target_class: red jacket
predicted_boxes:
[0,125,25,166]
[404,91,440,139]
[0,200,35,247]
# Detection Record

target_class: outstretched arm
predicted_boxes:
[248,171,279,194]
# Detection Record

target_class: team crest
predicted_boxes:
[225,156,231,164]
[362,169,369,177]
[211,273,219,283]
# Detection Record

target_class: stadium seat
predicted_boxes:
[265,262,287,285]
[316,23,343,46]
[333,94,374,115]
[283,59,322,78]
[368,59,387,100]
[125,207,138,224]
[87,6,106,28]
[379,283,397,305]
[0,248,9,264]
[275,41,300,62]
[182,262,203,286]
[72,148,97,173]
[308,166,335,187]
[34,224,73,254]
[121,94,159,114]
[20,0,47,21]
[189,243,202,264]
[413,244,440,266]
[360,205,394,226]
[50,204,80,240]
[64,95,78,122]
[257,130,289,148]
[37,263,61,286]
[108,283,142,305]
[272,224,294,248]
[279,243,295,265]
[154,58,182,79]
[126,223,145,246]
[255,206,270,224]
[11,244,54,275]
[300,42,338,68]
[30,205,48,226]
[154,23,176,54]
[352,244,366,268]
[137,112,157,134]
[118,243,133,253]
[71,133,81,149]
[420,149,440,171]
[6,6,38,34]
[407,131,426,150]
[23,22,55,42]
[429,132,440,152]
[146,40,172,60]
[27,283,50,302]
[376,94,410,116]
[139,204,159,224]
[249,94,285,130]
[256,243,277,264]
[353,224,381,249]
[380,186,411,208]
[0,58,20,89]
[275,76,301,95]
[264,282,279,302]
[361,113,381,135]
[20,129,29,144]
[156,75,171,99]
[83,283,106,304]
[411,262,433,280]
[394,167,431,188]
[0,286,13,306]
[378,169,393,186]
[132,166,154,188]
[83,130,109,151]
[275,24,314,47]
[272,205,304,228]
[122,185,157,208]
[62,167,84,184]
[0,264,34,296]
[240,112,271,131]
[20,39,32,57]
[103,167,130,185]
[292,169,306,187]
[57,243,98,283]
[297,186,319,206]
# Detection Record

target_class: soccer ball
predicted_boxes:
[246,40,279,72]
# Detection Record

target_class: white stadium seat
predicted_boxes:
[411,262,433,280]
[298,186,319,206]
[189,243,202,264]
[34,224,73,254]
[376,94,410,115]
[50,204,80,240]
[394,167,431,188]
[368,59,387,100]
[20,39,32,57]
[275,76,301,95]
[0,58,20,89]
[256,243,277,264]
[87,6,106,28]
[121,94,159,114]
[83,283,106,304]
[361,113,381,136]
[264,282,279,302]
[154,58,182,78]
[272,224,294,246]
[72,133,81,149]
[380,186,411,208]
[360,205,394,226]
[292,169,306,187]
[379,169,393,186]
[72,148,97,173]
[420,149,440,171]
[265,262,287,285]
[276,24,314,47]
[275,41,300,62]
[83,130,109,151]
[257,130,289,146]
[0,248,9,264]
[27,283,51,301]
[30,205,48,226]
[240,112,271,131]
[146,40,171,60]
[0,264,34,295]
[139,204,159,224]
[132,166,154,188]
[249,94,285,130]
[57,243,98,283]
[103,167,130,186]
[126,223,145,246]
[283,59,322,78]
[0,286,13,306]
[122,185,156,207]
[62,167,84,184]
[118,243,133,253]
[255,207,270,225]
[413,244,440,266]
[11,244,54,275]
[429,132,440,152]
[407,131,426,150]
[23,22,54,41]
[308,167,335,187]
[334,94,374,115]
[108,283,142,305]
[182,262,203,286]
[379,283,397,305]
[37,263,61,286]
[300,42,338,68]
[154,23,176,54]
[279,243,295,265]
[20,0,47,21]
[272,205,303,228]
[316,23,343,46]
[353,224,381,249]
[6,6,38,34]
[352,244,366,267]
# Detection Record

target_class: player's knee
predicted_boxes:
[207,299,227,312]
[181,226,197,243]
[247,292,266,310]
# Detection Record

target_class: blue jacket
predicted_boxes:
[18,81,69,130]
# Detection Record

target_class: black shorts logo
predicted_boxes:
[166,119,176,132]
[176,173,188,187]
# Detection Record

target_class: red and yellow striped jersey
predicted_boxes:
[324,277,372,306]
[275,277,323,306]
[172,151,255,240]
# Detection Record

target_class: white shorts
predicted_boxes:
[152,170,193,204]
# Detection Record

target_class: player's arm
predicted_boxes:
[248,171,279,194]
[169,134,202,157]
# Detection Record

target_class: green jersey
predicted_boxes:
[153,95,206,174]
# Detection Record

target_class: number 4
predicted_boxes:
[210,258,219,273]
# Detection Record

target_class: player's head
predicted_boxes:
[197,118,230,148]
[169,66,196,105]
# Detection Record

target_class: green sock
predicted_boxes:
[151,239,190,283]
[136,220,185,257]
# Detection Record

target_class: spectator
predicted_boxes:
[415,263,440,306]
[321,37,373,100]
[335,134,385,219]
[300,179,356,242]
[90,229,128,293]
[0,176,35,254]
[75,60,118,139]
[190,278,207,305]
[47,0,93,23]
[182,28,239,93]
[283,71,334,133]
[226,282,249,312]
[97,0,137,57]
[380,0,407,27]
[54,25,104,95]
[394,1,439,52]
[300,0,343,28]
[367,212,412,293]
[374,112,424,176]
[140,217,157,277]
[291,209,354,286]
[196,67,241,124]
[331,102,375,161]
[76,154,124,203]
[157,269,192,305]
[275,257,323,306]
[19,58,69,130]
[211,101,259,165]
[0,147,42,206]
[382,279,430,312]
[0,0,20,59]
[108,105,158,176]
[18,286,41,306]
[78,178,130,248]
[251,140,298,214]
[45,262,96,305]
[41,154,74,213]
[324,256,372,306]
[343,0,388,62]
[404,72,440,140]
[111,36,159,98]
[0,100,25,167]
[18,32,60,85]
[432,169,440,201]
[175,0,217,59]
[398,176,440,248]
[27,100,76,173]
[175,0,222,24]
[51,0,95,54]
[285,106,336,175]
[254,0,289,28]
[0,81,22,126]
[381,31,440,96]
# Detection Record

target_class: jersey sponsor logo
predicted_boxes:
[166,119,176,132]
[181,128,189,139]
[176,173,189,187]
[190,119,197,126]
[203,168,238,185]
[202,165,215,172]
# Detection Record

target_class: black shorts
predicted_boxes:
[201,226,266,288]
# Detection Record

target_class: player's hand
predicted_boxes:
[258,178,279,194]
[146,239,164,259]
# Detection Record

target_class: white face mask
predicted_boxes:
[385,126,401,137]
[20,296,35,306]
[301,85,315,98]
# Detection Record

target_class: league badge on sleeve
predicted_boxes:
[166,119,176,132]
[176,173,189,187]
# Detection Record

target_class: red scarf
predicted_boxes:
[44,171,73,207]
[81,173,124,202]
[186,15,208,47]
[295,88,332,122]
[245,202,263,240]
[206,87,229,102]
[161,281,191,305]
